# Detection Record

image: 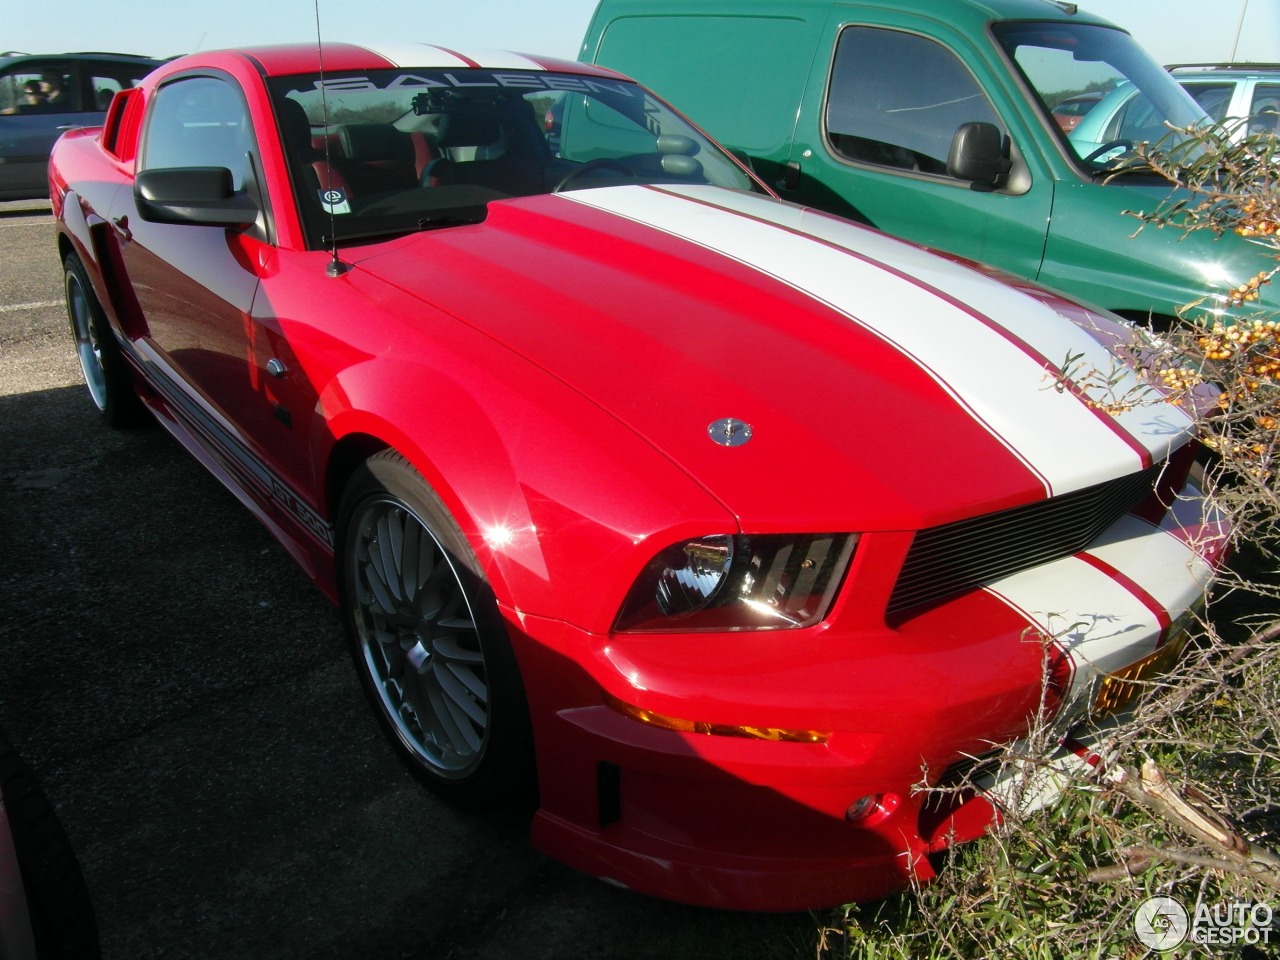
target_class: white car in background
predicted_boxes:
[1070,62,1280,159]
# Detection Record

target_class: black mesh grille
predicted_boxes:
[887,463,1164,616]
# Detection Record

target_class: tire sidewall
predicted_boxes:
[337,452,535,808]
[62,254,143,429]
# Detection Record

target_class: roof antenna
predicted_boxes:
[314,0,351,277]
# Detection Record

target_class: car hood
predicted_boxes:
[355,185,1192,531]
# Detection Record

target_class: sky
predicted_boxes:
[1083,0,1280,64]
[3,0,603,61]
[5,0,1278,68]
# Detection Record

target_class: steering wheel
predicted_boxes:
[552,158,634,193]
[1081,139,1134,164]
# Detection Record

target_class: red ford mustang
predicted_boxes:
[49,42,1228,911]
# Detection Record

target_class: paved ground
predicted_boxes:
[0,198,824,959]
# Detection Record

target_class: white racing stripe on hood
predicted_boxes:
[562,185,1189,496]
[351,43,545,70]
[695,187,1194,454]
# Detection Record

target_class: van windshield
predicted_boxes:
[268,68,763,248]
[993,22,1208,172]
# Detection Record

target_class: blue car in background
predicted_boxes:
[0,51,162,200]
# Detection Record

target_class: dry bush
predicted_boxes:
[823,120,1280,959]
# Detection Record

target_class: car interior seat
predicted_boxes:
[423,97,547,197]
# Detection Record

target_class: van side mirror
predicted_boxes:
[947,122,1012,186]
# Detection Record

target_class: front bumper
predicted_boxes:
[507,479,1229,911]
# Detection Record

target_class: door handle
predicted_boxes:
[110,215,131,242]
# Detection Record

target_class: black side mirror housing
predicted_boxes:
[947,122,1013,186]
[135,167,259,228]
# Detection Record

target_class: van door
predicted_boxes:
[785,20,1054,281]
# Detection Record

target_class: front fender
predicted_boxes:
[319,348,733,635]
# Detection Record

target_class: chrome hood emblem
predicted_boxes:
[708,418,752,447]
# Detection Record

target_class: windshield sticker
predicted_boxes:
[319,188,351,215]
[311,71,635,99]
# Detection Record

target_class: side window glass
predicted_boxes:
[0,63,76,114]
[88,65,152,113]
[558,94,658,161]
[1181,83,1234,123]
[826,27,1003,176]
[141,76,254,189]
[1250,83,1280,135]
[1106,91,1175,144]
[89,77,124,112]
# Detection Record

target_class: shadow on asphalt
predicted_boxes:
[0,383,825,959]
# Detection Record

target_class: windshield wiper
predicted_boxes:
[1097,156,1163,181]
[323,208,487,245]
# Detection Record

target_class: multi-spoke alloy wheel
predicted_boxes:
[349,495,490,778]
[66,262,109,412]
[63,254,144,427]
[339,452,534,806]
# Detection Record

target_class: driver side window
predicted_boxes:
[141,76,254,190]
[0,62,75,115]
[825,27,1004,176]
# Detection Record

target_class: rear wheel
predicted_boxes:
[64,254,143,427]
[338,451,535,807]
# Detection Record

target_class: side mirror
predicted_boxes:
[946,122,1012,186]
[135,167,259,228]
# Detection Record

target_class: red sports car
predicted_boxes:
[49,42,1228,911]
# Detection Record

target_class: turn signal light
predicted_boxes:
[605,693,830,743]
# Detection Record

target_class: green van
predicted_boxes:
[581,0,1276,323]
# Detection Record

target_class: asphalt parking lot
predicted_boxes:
[0,198,821,959]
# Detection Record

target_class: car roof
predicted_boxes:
[1169,63,1280,77]
[0,51,165,71]
[149,42,627,82]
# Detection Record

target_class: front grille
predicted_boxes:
[887,462,1164,616]
[935,748,1004,790]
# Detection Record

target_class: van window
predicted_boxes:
[825,27,1003,175]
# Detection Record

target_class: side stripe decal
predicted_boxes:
[126,337,334,548]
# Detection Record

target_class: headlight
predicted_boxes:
[615,533,857,632]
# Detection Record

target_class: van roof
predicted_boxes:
[588,0,1118,31]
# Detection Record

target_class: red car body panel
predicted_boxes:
[48,43,1229,911]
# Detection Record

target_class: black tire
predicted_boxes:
[63,254,145,428]
[338,451,536,808]
[0,733,100,960]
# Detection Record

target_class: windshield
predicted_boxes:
[269,68,762,247]
[993,22,1208,172]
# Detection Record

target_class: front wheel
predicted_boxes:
[338,451,535,808]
